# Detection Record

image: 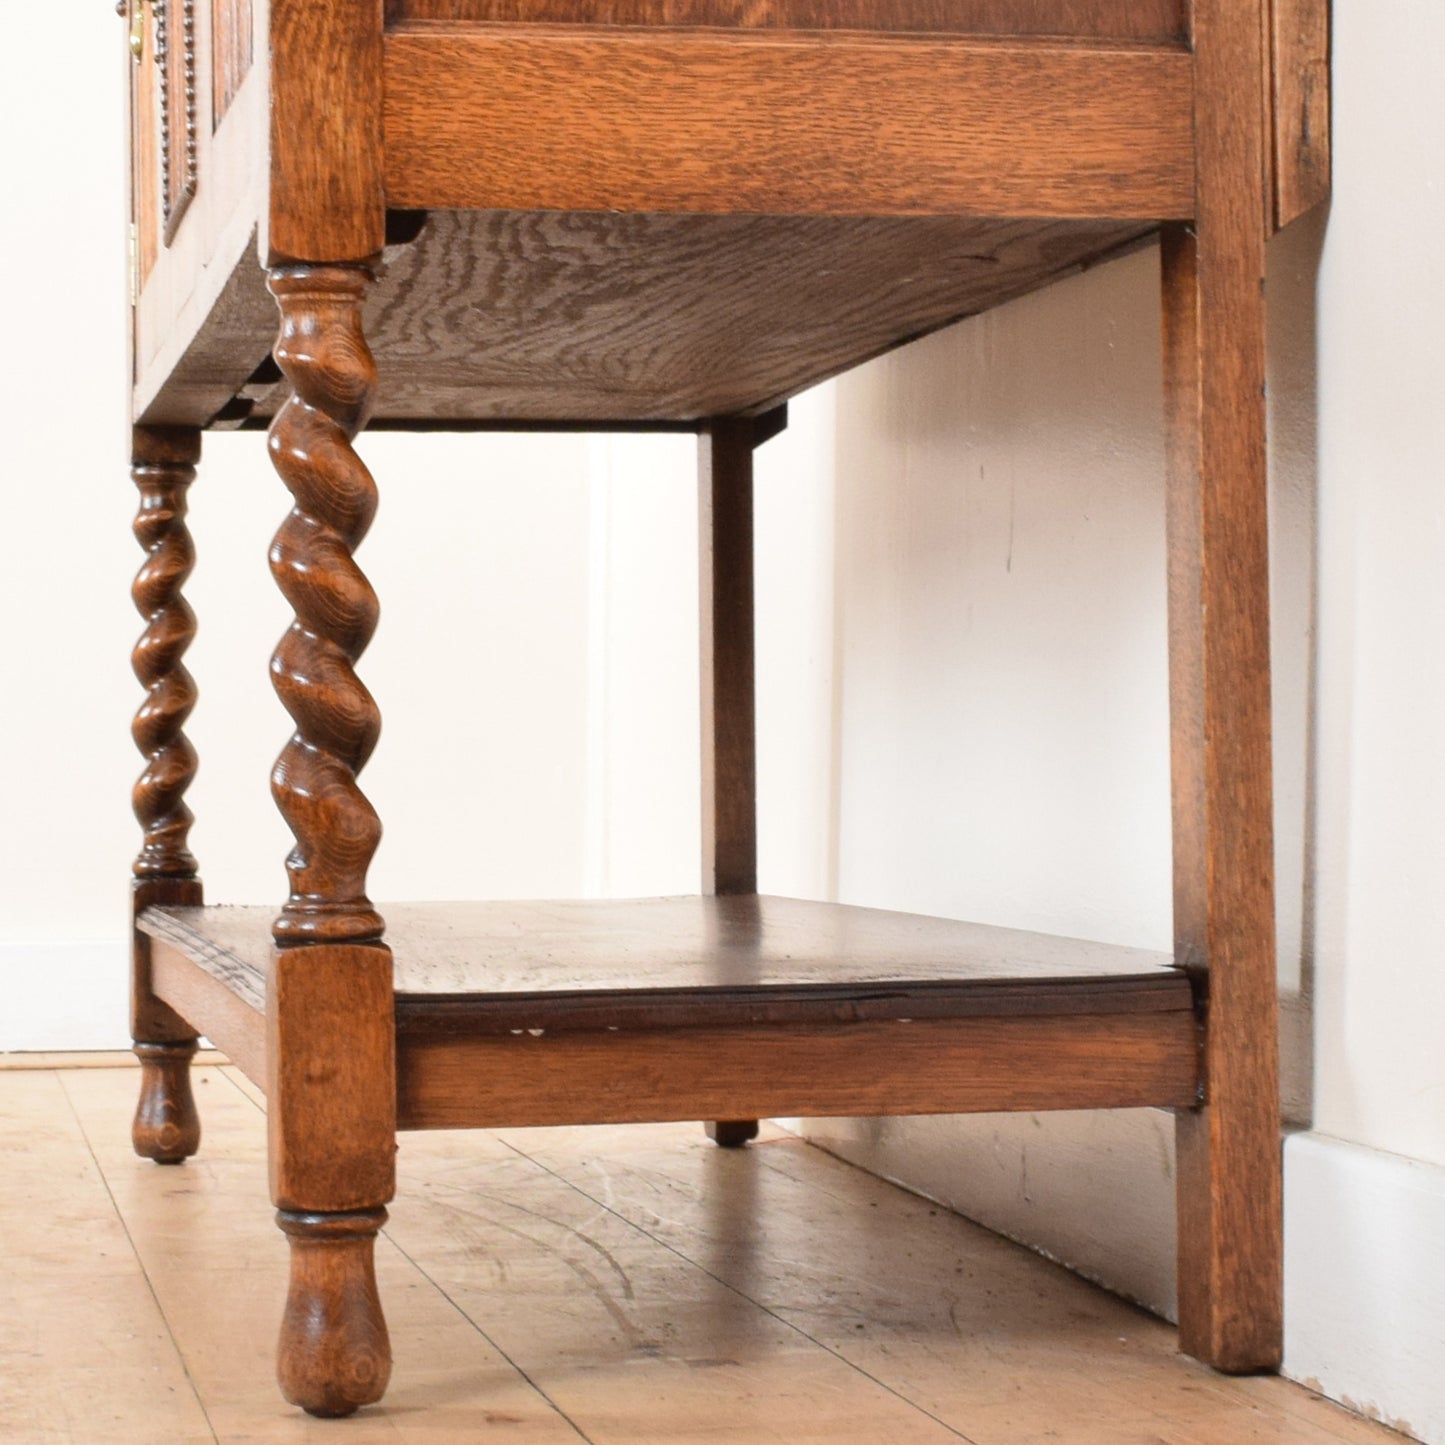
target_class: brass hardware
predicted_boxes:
[128,1,144,60]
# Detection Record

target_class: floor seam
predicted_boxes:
[496,1133,981,1445]
[55,1069,221,1445]
[215,1066,594,1442]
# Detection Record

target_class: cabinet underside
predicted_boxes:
[139,210,1153,429]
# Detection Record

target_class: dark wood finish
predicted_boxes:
[267,266,385,945]
[212,0,254,129]
[131,1040,202,1163]
[266,0,384,264]
[1162,0,1282,1376]
[700,417,766,1142]
[275,1208,391,1417]
[397,1011,1201,1131]
[140,896,1186,1011]
[144,210,1153,428]
[706,1120,760,1149]
[387,0,1187,40]
[1270,0,1331,231]
[383,29,1195,220]
[131,425,201,880]
[700,420,758,897]
[130,426,205,1121]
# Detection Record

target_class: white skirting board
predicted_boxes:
[1283,1131,1445,1445]
[793,1114,1445,1445]
[0,941,130,1051]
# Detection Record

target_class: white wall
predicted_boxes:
[5,3,1443,1440]
[758,3,1445,1438]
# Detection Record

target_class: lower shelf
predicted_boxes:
[139,895,1201,1130]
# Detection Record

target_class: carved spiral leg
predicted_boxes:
[267,264,385,946]
[132,431,199,879]
[276,1209,392,1417]
[266,267,394,1415]
[131,426,203,1164]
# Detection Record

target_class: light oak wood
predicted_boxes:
[1270,0,1331,232]
[396,1012,1200,1130]
[142,211,1155,427]
[266,0,384,263]
[383,28,1196,220]
[1163,0,1282,1374]
[115,0,1333,1410]
[386,0,1189,40]
[14,1065,1399,1444]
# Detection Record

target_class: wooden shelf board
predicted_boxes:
[140,894,1187,1024]
[139,896,1198,1127]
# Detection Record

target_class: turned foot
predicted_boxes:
[131,1040,201,1163]
[276,1208,391,1417]
[707,1120,759,1148]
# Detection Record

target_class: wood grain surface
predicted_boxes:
[396,1011,1200,1130]
[386,0,1187,39]
[233,211,1152,425]
[383,28,1195,220]
[211,0,254,129]
[266,941,396,1213]
[1270,0,1331,231]
[33,1069,1398,1443]
[266,267,386,944]
[267,0,384,263]
[1163,0,1282,1375]
[142,895,1181,1000]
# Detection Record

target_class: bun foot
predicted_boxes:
[131,1040,201,1163]
[276,1208,392,1417]
[706,1120,759,1148]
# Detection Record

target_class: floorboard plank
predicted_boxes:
[3,1065,1407,1445]
[60,1067,586,1443]
[0,1070,215,1444]
[496,1121,1397,1445]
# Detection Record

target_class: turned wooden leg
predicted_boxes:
[132,1041,201,1163]
[276,1209,391,1417]
[130,425,204,1164]
[265,263,396,1417]
[699,416,773,1147]
[1162,0,1282,1375]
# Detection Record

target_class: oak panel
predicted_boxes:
[386,0,1187,39]
[383,28,1195,219]
[397,1012,1201,1130]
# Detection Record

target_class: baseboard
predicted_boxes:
[0,940,130,1051]
[791,1116,1444,1445]
[1283,1131,1445,1445]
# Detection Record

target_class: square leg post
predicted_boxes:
[265,262,396,1416]
[1162,0,1282,1374]
[130,424,204,1164]
[699,410,784,1149]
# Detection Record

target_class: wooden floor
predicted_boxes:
[0,1059,1403,1444]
